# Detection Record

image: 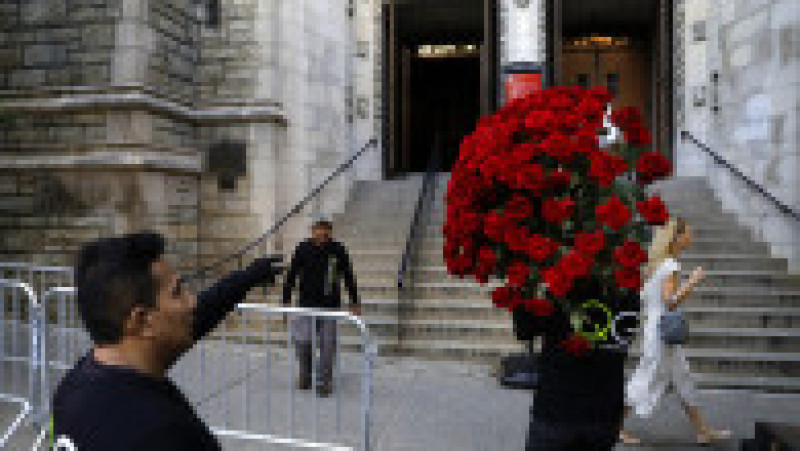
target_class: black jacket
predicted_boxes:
[282,239,359,308]
[51,258,279,451]
[513,282,639,425]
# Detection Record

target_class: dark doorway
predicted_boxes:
[408,54,481,172]
[383,0,493,176]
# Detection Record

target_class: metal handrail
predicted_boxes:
[192,138,378,286]
[397,142,441,290]
[681,131,799,222]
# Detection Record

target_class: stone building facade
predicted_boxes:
[0,0,358,271]
[0,0,797,272]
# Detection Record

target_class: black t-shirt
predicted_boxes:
[51,354,218,451]
[282,239,359,308]
[51,258,277,450]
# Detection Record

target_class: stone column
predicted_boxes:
[113,0,151,85]
[675,0,714,177]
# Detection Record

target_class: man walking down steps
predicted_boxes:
[282,214,361,397]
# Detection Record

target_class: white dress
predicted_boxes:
[625,257,699,417]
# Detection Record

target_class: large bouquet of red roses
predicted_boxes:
[444,87,672,353]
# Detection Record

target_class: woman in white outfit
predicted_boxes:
[619,218,731,445]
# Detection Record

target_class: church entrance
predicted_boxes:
[551,0,674,159]
[383,0,496,176]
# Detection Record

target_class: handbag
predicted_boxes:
[659,307,688,345]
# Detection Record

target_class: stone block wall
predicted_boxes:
[198,0,271,102]
[0,0,359,276]
[0,168,200,270]
[0,0,122,89]
[146,0,200,102]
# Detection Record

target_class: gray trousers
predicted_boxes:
[292,317,337,384]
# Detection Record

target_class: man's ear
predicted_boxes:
[124,305,155,338]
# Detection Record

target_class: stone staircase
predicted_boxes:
[214,173,800,393]
[243,174,425,354]
[355,174,800,393]
[646,177,800,393]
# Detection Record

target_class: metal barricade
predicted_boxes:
[33,287,376,451]
[0,280,39,447]
[172,304,377,451]
[0,264,73,299]
[37,287,88,427]
[0,394,31,449]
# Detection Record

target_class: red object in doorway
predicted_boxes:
[504,73,542,102]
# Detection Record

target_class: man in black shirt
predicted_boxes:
[51,232,282,450]
[282,214,359,396]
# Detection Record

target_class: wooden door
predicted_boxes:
[561,39,652,130]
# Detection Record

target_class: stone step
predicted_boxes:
[397,266,797,286]
[406,238,773,256]
[681,349,800,378]
[690,374,800,392]
[424,211,747,229]
[683,328,800,352]
[684,307,800,329]
[393,338,527,363]
[360,270,799,290]
[687,288,800,307]
[359,300,800,329]
[369,318,516,342]
[357,282,800,304]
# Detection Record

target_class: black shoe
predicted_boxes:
[316,383,332,397]
[297,376,311,390]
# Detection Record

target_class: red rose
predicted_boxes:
[596,196,632,230]
[560,334,590,356]
[522,298,555,316]
[625,125,652,147]
[573,230,605,256]
[492,285,522,311]
[491,285,512,309]
[478,247,497,271]
[505,194,535,221]
[561,251,593,278]
[484,210,509,242]
[506,261,530,286]
[542,132,575,163]
[614,268,642,290]
[547,168,571,190]
[586,86,613,105]
[543,197,575,225]
[525,234,558,262]
[636,151,672,185]
[614,241,647,269]
[637,195,669,225]
[542,265,574,297]
[589,150,628,188]
[610,106,643,132]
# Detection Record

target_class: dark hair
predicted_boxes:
[75,232,166,345]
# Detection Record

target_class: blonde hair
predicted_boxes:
[645,217,687,277]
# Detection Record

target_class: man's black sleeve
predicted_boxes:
[192,257,279,342]
[338,244,359,305]
[282,244,302,306]
[129,421,215,451]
